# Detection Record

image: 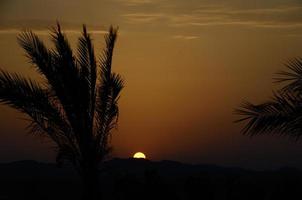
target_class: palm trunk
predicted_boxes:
[81,165,100,200]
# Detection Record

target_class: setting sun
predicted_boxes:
[133,152,146,159]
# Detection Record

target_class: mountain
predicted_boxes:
[0,158,251,182]
[0,158,301,200]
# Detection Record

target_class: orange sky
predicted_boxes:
[1,0,302,169]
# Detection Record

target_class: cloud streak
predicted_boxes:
[0,29,108,35]
[118,0,153,4]
[172,35,199,40]
[122,13,164,23]
[122,4,302,29]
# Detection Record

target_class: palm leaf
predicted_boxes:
[95,27,123,158]
[275,58,302,93]
[235,90,302,139]
[0,69,75,138]
[77,25,97,138]
[17,30,53,78]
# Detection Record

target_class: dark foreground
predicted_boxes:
[0,158,301,200]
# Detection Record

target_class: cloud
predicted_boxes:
[121,4,302,29]
[122,13,164,23]
[172,35,199,40]
[0,29,108,35]
[186,21,302,29]
[192,5,302,15]
[287,33,302,37]
[175,5,302,28]
[116,0,154,6]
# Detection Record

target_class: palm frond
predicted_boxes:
[95,27,122,158]
[17,30,54,81]
[235,90,302,139]
[77,25,97,136]
[77,25,97,92]
[97,26,118,129]
[0,69,70,137]
[95,76,123,160]
[18,24,81,134]
[0,69,82,165]
[48,24,86,135]
[275,58,302,93]
[100,26,118,82]
[51,23,76,69]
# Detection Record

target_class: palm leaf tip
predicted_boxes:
[274,58,302,92]
[17,30,52,77]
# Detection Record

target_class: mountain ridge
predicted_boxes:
[0,157,299,179]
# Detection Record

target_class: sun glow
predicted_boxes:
[133,152,146,159]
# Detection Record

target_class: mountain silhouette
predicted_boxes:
[1,158,302,200]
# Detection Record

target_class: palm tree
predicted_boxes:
[0,23,124,199]
[235,58,302,140]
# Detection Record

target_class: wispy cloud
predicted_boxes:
[117,0,154,6]
[287,33,302,37]
[0,29,108,35]
[122,13,164,23]
[121,5,302,29]
[192,5,302,15]
[172,35,199,40]
[186,21,302,29]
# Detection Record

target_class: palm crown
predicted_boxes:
[0,23,124,174]
[235,58,302,140]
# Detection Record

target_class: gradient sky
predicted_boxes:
[1,0,302,170]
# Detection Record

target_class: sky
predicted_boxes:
[0,0,302,170]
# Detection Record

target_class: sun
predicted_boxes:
[133,152,146,159]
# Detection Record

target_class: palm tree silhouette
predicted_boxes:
[0,23,123,199]
[235,58,302,139]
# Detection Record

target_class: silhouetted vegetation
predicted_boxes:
[0,23,123,199]
[236,58,302,139]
